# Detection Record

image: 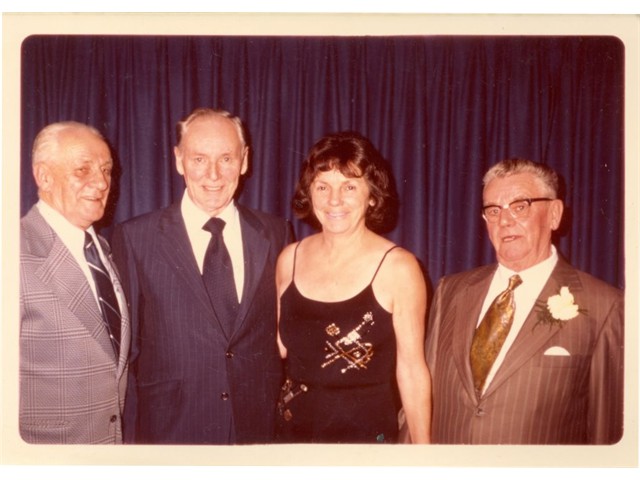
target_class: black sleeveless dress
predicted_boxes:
[277,244,400,443]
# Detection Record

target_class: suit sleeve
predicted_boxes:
[425,278,445,375]
[110,223,140,443]
[589,291,624,444]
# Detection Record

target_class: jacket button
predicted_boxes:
[110,415,118,423]
[221,392,229,400]
[475,408,485,417]
[225,351,234,359]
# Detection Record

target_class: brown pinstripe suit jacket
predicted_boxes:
[19,206,130,444]
[425,257,624,444]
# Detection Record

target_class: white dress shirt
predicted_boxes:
[477,245,559,393]
[180,192,245,302]
[36,200,117,310]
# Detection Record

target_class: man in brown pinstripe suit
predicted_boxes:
[20,122,130,443]
[425,158,623,444]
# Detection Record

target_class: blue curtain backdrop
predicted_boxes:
[20,35,625,290]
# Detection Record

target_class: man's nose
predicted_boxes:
[207,161,221,179]
[92,169,110,190]
[498,207,516,225]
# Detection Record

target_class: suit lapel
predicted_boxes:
[156,204,216,319]
[483,258,582,397]
[36,233,116,360]
[452,266,496,404]
[232,206,270,338]
[99,237,131,375]
[154,204,273,341]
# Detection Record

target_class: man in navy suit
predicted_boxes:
[112,108,292,444]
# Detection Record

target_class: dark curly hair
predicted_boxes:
[292,131,397,232]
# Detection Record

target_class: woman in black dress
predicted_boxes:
[275,131,431,443]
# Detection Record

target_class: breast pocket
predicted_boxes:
[535,352,587,369]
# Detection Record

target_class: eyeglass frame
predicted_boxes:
[482,197,554,223]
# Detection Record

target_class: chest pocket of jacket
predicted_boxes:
[534,352,586,369]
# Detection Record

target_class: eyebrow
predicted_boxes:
[482,196,530,206]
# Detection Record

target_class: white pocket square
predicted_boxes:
[543,346,571,356]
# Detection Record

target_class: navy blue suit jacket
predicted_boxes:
[111,202,292,444]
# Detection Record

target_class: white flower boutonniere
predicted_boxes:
[534,286,584,330]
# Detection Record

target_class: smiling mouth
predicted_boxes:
[203,185,224,192]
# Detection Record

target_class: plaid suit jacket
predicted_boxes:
[19,206,130,444]
[425,257,624,444]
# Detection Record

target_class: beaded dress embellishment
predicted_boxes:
[321,312,375,373]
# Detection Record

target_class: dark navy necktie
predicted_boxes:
[84,232,121,357]
[202,218,239,336]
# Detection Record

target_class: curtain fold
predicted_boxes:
[20,35,625,289]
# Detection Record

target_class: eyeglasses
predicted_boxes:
[482,197,553,223]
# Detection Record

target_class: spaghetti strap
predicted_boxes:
[370,245,399,285]
[291,241,302,282]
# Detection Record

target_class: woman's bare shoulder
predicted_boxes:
[378,244,425,282]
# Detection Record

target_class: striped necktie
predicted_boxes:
[84,232,121,357]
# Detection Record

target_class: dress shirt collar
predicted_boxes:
[479,245,559,393]
[36,199,99,252]
[495,245,558,286]
[36,200,105,305]
[180,191,239,232]
[180,191,244,300]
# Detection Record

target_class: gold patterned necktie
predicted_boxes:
[470,274,523,395]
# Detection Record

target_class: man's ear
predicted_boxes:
[240,146,249,175]
[550,199,564,231]
[174,146,184,175]
[33,163,52,191]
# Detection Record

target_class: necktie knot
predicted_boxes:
[84,231,94,249]
[203,217,226,236]
[508,274,523,291]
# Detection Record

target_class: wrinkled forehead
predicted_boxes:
[483,172,548,201]
[180,114,244,149]
[57,129,111,159]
